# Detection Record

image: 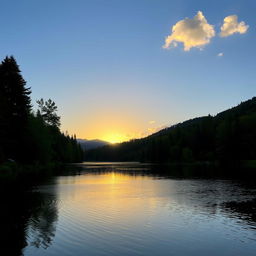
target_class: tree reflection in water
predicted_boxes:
[0,185,58,256]
[26,193,58,249]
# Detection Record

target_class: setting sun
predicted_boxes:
[103,133,129,144]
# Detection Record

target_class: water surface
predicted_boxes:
[5,162,256,255]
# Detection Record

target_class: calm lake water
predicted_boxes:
[3,162,256,256]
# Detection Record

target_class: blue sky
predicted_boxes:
[1,0,255,142]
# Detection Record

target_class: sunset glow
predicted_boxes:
[5,0,253,143]
[103,133,130,144]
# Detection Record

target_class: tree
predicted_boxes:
[0,56,31,160]
[0,56,83,164]
[36,98,61,128]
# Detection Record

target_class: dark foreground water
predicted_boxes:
[2,162,256,256]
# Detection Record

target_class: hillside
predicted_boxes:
[85,97,256,167]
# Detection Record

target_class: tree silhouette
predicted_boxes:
[36,98,60,128]
[0,56,83,164]
[0,56,31,160]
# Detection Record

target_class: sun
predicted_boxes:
[103,133,128,144]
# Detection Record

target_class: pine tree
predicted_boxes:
[0,56,31,160]
[36,98,60,128]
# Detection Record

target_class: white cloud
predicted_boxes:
[163,11,215,51]
[220,15,249,37]
[149,120,155,124]
[217,52,224,57]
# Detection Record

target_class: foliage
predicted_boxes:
[36,98,61,128]
[0,56,83,166]
[0,56,31,161]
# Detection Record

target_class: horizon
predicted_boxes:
[79,96,255,144]
[1,0,255,143]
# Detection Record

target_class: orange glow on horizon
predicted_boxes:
[62,108,168,143]
[102,133,131,144]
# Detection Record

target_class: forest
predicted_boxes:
[1,55,256,172]
[85,97,256,168]
[0,56,83,174]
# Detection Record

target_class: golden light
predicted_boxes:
[102,133,129,144]
[66,110,146,144]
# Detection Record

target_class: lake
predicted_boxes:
[3,162,256,256]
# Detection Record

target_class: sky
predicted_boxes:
[1,0,255,143]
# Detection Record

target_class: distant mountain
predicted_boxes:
[77,139,110,150]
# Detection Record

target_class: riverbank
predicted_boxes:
[1,159,255,186]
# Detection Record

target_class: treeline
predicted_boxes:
[86,97,256,167]
[0,56,83,166]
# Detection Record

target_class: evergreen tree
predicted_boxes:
[36,98,60,128]
[0,56,83,165]
[0,56,31,161]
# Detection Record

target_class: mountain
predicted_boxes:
[77,139,110,150]
[85,97,256,168]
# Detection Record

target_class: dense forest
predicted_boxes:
[85,97,256,168]
[0,56,83,169]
